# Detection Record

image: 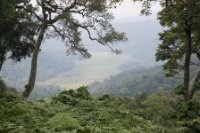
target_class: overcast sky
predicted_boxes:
[111,1,161,21]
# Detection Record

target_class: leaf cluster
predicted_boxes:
[0,0,37,65]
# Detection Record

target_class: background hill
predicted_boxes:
[89,65,199,97]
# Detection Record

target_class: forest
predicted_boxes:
[0,0,200,133]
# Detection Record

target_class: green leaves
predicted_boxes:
[0,0,37,67]
[176,100,200,120]
[45,113,81,132]
[156,27,185,77]
[0,87,190,133]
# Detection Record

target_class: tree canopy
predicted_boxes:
[0,0,36,70]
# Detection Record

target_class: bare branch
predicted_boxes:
[50,24,64,39]
[71,22,121,54]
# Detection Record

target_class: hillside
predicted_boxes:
[89,65,199,97]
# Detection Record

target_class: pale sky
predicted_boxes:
[111,1,161,21]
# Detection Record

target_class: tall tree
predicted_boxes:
[22,0,127,98]
[0,0,36,70]
[136,0,200,101]
[156,0,200,100]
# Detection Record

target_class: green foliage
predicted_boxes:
[76,86,92,100]
[176,100,200,132]
[2,86,200,133]
[0,0,36,67]
[178,119,200,133]
[154,0,200,77]
[175,85,186,95]
[176,100,200,119]
[58,94,79,106]
[136,94,175,125]
[45,113,81,132]
[57,86,92,106]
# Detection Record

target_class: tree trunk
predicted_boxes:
[22,26,47,98]
[183,29,192,101]
[183,0,193,101]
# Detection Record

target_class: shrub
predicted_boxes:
[57,94,79,106]
[76,86,92,100]
[57,86,92,105]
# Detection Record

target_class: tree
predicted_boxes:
[156,0,200,101]
[0,0,36,70]
[22,0,127,97]
[137,0,200,101]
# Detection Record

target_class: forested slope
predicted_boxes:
[89,65,199,97]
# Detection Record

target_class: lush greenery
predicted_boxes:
[0,85,200,133]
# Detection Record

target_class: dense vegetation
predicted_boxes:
[1,85,200,133]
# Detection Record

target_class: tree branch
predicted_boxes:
[50,24,65,39]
